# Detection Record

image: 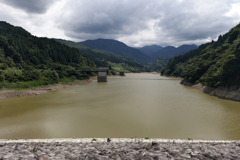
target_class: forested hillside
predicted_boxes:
[0,21,96,89]
[149,56,173,72]
[56,39,147,73]
[80,39,151,65]
[161,23,240,88]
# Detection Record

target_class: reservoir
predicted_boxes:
[0,73,240,140]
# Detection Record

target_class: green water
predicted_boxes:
[1,73,240,140]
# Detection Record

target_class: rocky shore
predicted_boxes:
[0,138,239,159]
[180,79,240,102]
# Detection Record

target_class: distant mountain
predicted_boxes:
[177,44,199,55]
[80,39,151,65]
[136,45,163,56]
[149,44,198,60]
[56,39,146,72]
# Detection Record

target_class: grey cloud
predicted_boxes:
[1,0,239,47]
[58,0,160,38]
[154,0,238,43]
[0,0,57,14]
[55,0,240,46]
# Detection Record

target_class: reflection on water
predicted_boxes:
[1,73,240,140]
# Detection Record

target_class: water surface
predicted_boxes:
[1,73,240,140]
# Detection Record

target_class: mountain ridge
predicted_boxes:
[80,38,151,65]
[149,44,198,60]
[136,45,163,56]
[55,38,147,72]
[0,21,30,34]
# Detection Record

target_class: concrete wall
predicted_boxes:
[98,71,107,82]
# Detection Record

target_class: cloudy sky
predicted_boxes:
[0,0,240,47]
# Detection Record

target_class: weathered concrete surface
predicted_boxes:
[0,138,239,159]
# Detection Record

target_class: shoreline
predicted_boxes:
[0,138,238,144]
[161,75,240,102]
[0,77,97,100]
[0,73,156,101]
[180,79,240,102]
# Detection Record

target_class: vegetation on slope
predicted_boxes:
[161,23,240,87]
[0,21,96,89]
[56,39,149,73]
[149,56,173,72]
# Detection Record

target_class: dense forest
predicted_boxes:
[56,39,149,73]
[0,21,96,89]
[161,23,240,88]
[149,56,173,72]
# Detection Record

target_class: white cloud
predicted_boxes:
[225,2,240,23]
